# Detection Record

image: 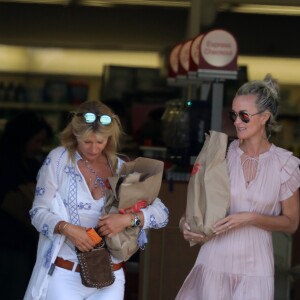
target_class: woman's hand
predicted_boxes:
[97,213,131,238]
[213,212,254,235]
[180,217,208,244]
[213,191,300,234]
[63,224,95,252]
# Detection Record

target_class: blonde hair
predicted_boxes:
[60,100,123,165]
[236,73,281,134]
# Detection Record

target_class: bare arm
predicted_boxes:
[253,190,299,233]
[213,189,300,235]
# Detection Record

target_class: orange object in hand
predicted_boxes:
[86,228,102,245]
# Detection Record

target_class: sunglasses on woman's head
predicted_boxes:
[76,112,112,125]
[229,110,263,123]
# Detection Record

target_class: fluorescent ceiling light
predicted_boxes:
[78,0,113,6]
[0,0,69,4]
[238,56,300,85]
[1,44,300,85]
[81,0,190,8]
[220,4,300,16]
[0,0,190,7]
[0,45,161,76]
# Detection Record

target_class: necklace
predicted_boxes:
[83,159,106,196]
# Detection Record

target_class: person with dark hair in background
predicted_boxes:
[0,110,53,300]
[24,100,168,300]
[136,107,165,147]
[176,74,300,300]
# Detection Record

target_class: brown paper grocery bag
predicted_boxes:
[185,130,230,246]
[104,157,164,261]
[108,157,164,210]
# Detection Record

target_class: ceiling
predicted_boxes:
[0,0,299,57]
[2,0,300,9]
[1,0,300,6]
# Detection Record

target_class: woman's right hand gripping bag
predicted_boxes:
[186,130,231,246]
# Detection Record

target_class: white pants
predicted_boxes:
[46,266,125,300]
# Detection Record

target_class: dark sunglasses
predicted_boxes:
[229,110,263,123]
[76,112,112,125]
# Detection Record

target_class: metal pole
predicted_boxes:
[211,81,224,131]
[186,0,202,99]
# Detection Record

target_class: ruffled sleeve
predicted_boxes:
[276,148,300,201]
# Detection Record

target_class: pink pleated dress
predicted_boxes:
[176,140,300,300]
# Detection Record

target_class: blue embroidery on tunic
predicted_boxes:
[41,224,50,237]
[29,208,38,219]
[35,187,45,196]
[149,206,169,229]
[163,206,169,215]
[138,229,148,249]
[78,202,92,210]
[44,242,53,268]
[43,156,51,166]
[65,166,81,225]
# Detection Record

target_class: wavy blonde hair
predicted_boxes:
[60,100,123,165]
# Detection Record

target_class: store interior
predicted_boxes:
[0,1,299,299]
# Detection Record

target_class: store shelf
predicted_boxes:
[0,70,100,138]
[0,102,78,112]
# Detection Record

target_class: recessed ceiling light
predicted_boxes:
[0,0,69,4]
[219,4,300,16]
[0,0,191,7]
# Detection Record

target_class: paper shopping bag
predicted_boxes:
[185,130,230,245]
[104,157,164,261]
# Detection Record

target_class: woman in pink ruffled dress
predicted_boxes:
[176,74,300,300]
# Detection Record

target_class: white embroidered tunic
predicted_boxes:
[24,146,169,300]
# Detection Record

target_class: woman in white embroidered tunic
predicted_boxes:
[24,101,169,300]
[176,74,300,300]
